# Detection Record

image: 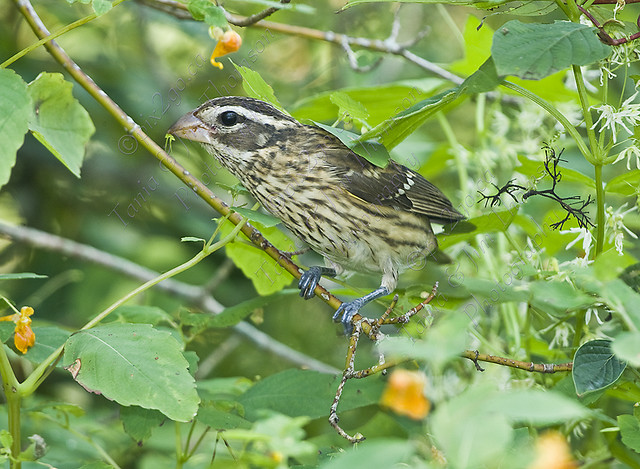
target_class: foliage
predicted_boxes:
[0,0,640,467]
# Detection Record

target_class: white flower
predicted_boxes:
[585,304,605,325]
[591,91,640,143]
[560,227,594,254]
[612,141,640,169]
[605,204,638,255]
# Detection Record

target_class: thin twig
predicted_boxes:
[220,0,291,27]
[13,0,343,313]
[135,0,464,84]
[0,221,339,375]
[461,350,573,373]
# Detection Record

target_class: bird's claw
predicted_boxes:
[298,266,323,299]
[332,298,366,334]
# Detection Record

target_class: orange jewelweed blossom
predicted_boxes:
[380,369,430,420]
[529,431,577,469]
[209,27,242,69]
[0,306,35,354]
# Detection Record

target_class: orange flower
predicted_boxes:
[529,431,577,469]
[0,306,36,354]
[209,28,242,70]
[380,369,430,420]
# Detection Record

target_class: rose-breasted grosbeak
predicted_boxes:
[169,97,464,330]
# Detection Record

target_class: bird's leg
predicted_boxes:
[333,285,390,333]
[298,266,337,299]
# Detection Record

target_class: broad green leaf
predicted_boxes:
[26,326,70,365]
[232,206,281,227]
[342,0,510,9]
[313,121,390,167]
[606,169,640,196]
[239,369,384,420]
[613,332,640,367]
[358,88,463,150]
[197,403,251,430]
[437,208,517,249]
[197,377,252,401]
[120,406,165,442]
[291,79,444,127]
[573,339,626,396]
[233,62,285,112]
[320,440,413,469]
[208,289,299,327]
[63,323,199,421]
[219,219,295,296]
[66,0,111,14]
[450,16,494,76]
[529,280,595,314]
[461,57,503,94]
[187,0,227,28]
[619,414,640,453]
[492,20,612,80]
[431,384,513,468]
[379,313,469,370]
[516,155,595,188]
[0,323,15,343]
[0,68,31,189]
[329,91,369,124]
[485,389,589,424]
[27,73,95,177]
[0,273,47,280]
[109,305,173,325]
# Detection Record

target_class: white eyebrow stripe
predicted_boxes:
[214,106,300,130]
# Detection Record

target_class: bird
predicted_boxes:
[168,96,465,331]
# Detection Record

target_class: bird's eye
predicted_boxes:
[219,111,239,126]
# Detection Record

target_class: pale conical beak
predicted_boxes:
[168,112,216,145]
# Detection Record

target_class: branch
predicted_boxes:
[461,350,573,373]
[221,0,291,27]
[0,221,339,375]
[13,0,343,312]
[135,0,464,83]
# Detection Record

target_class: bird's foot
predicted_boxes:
[332,298,368,334]
[332,286,390,334]
[298,266,336,299]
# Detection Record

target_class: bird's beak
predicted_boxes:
[168,112,216,145]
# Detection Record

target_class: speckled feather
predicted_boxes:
[169,97,464,292]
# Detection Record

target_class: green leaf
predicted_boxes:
[0,323,15,343]
[232,206,281,227]
[492,20,612,80]
[342,0,510,9]
[219,219,295,296]
[197,403,251,430]
[461,57,503,94]
[573,339,626,397]
[208,289,299,328]
[66,0,112,14]
[319,440,413,469]
[437,208,517,250]
[232,62,285,112]
[313,121,390,167]
[612,332,640,367]
[485,389,589,424]
[606,169,640,196]
[0,68,31,189]
[529,280,595,314]
[120,406,165,442]
[27,326,70,365]
[516,154,595,188]
[619,414,640,453]
[187,0,227,28]
[0,273,47,280]
[109,305,173,326]
[358,88,463,150]
[239,369,384,420]
[62,323,199,421]
[329,91,369,124]
[291,79,444,128]
[27,73,95,177]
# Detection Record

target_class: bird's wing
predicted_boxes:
[318,133,465,225]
